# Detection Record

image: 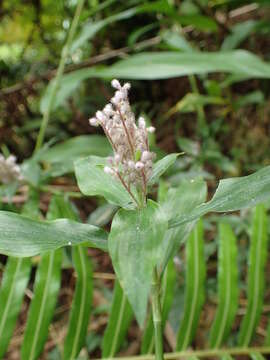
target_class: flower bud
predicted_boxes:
[135,161,144,170]
[111,79,121,89]
[89,117,99,127]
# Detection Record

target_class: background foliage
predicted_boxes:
[0,0,270,359]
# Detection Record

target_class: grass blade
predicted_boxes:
[141,260,176,354]
[238,204,268,346]
[209,222,239,348]
[0,257,31,359]
[63,245,93,359]
[102,280,133,357]
[176,219,206,350]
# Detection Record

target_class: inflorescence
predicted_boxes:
[89,79,156,203]
[0,154,23,184]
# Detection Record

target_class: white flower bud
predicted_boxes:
[123,83,131,91]
[104,166,114,175]
[138,117,146,128]
[89,117,99,127]
[128,160,135,169]
[114,154,121,163]
[111,79,121,89]
[147,126,156,133]
[135,161,144,170]
[104,104,113,116]
[96,110,106,122]
[141,151,151,162]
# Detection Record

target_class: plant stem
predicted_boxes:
[151,267,164,360]
[34,0,85,153]
[100,346,270,360]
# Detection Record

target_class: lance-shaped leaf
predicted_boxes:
[75,156,136,210]
[63,245,93,359]
[148,153,179,186]
[141,260,176,354]
[170,165,270,228]
[0,257,31,359]
[176,220,206,350]
[160,179,207,269]
[102,280,133,357]
[0,211,107,257]
[108,200,167,326]
[209,223,239,348]
[238,204,268,346]
[21,196,65,360]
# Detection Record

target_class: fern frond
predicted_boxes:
[176,220,206,350]
[238,204,268,346]
[209,222,239,348]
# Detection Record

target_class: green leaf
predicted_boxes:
[21,196,66,360]
[176,220,206,350]
[71,8,139,52]
[251,353,267,360]
[96,50,270,80]
[0,211,107,257]
[209,223,239,348]
[108,200,167,326]
[148,153,179,185]
[221,20,257,50]
[48,50,270,110]
[170,165,270,228]
[0,257,31,359]
[39,135,111,175]
[75,156,136,210]
[238,204,268,346]
[160,179,207,269]
[63,245,93,360]
[141,260,176,354]
[102,280,133,357]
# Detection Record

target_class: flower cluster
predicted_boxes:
[89,79,156,199]
[0,154,23,184]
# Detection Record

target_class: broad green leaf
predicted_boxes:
[39,135,111,175]
[21,196,65,360]
[141,260,176,354]
[0,257,31,359]
[102,280,133,357]
[48,50,270,110]
[148,153,179,185]
[176,220,206,350]
[238,204,268,346]
[160,179,207,269]
[209,223,239,348]
[170,165,270,228]
[0,211,107,257]
[101,50,270,79]
[63,245,93,360]
[108,200,167,326]
[75,156,136,210]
